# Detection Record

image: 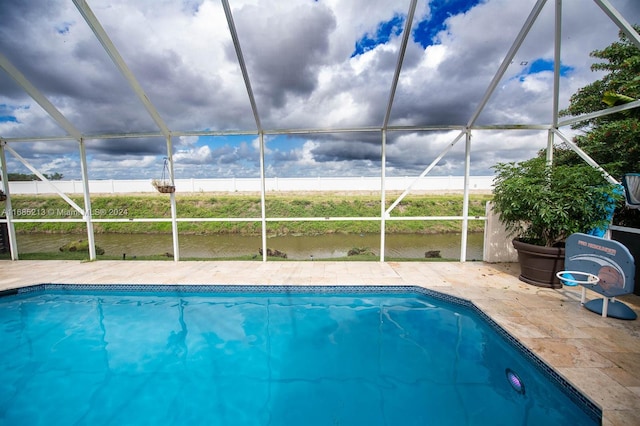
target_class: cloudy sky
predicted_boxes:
[0,0,638,181]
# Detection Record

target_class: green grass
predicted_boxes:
[5,193,492,236]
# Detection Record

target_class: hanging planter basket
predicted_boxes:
[151,179,175,193]
[152,158,175,194]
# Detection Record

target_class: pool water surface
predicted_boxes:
[0,285,599,425]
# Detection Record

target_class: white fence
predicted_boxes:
[8,176,494,194]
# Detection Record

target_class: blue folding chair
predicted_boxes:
[622,173,640,210]
[587,185,622,238]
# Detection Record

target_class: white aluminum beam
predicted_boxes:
[0,142,18,260]
[380,130,387,261]
[4,144,85,215]
[3,124,562,144]
[172,130,259,138]
[8,215,482,224]
[79,139,96,260]
[265,127,381,135]
[221,0,262,131]
[460,131,472,262]
[594,0,640,50]
[385,130,466,216]
[557,99,640,127]
[0,52,82,140]
[259,132,267,262]
[221,0,265,260]
[467,0,548,127]
[386,216,484,221]
[166,136,180,262]
[72,0,171,138]
[382,0,417,129]
[13,218,169,223]
[3,136,81,143]
[546,0,562,164]
[552,0,562,127]
[552,129,619,184]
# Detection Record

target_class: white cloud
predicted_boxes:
[88,155,158,179]
[521,73,553,94]
[174,145,213,164]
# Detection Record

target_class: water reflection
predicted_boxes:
[167,300,188,360]
[16,232,484,260]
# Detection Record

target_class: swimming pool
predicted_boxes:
[0,284,600,425]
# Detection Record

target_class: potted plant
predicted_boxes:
[492,154,622,288]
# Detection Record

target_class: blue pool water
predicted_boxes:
[0,285,599,425]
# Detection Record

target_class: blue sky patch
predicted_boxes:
[413,0,483,48]
[55,22,72,35]
[0,103,21,123]
[529,58,573,75]
[352,14,405,57]
[266,135,306,151]
[518,58,574,81]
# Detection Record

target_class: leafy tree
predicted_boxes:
[557,25,640,226]
[6,173,36,181]
[45,172,64,181]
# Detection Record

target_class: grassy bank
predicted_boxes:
[4,193,491,236]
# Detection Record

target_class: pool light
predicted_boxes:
[506,368,525,395]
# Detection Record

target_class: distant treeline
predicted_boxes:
[2,172,64,181]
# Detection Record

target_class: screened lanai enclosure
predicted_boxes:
[1,0,639,261]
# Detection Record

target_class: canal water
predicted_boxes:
[15,232,484,260]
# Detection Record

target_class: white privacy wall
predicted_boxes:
[8,176,494,195]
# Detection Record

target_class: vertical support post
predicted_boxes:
[259,132,268,262]
[547,0,562,166]
[380,130,387,262]
[460,130,471,262]
[166,136,180,261]
[0,141,18,260]
[546,131,554,165]
[552,0,562,128]
[78,138,96,260]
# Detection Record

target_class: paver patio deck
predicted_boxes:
[1,259,639,425]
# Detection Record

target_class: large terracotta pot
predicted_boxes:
[512,239,565,289]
